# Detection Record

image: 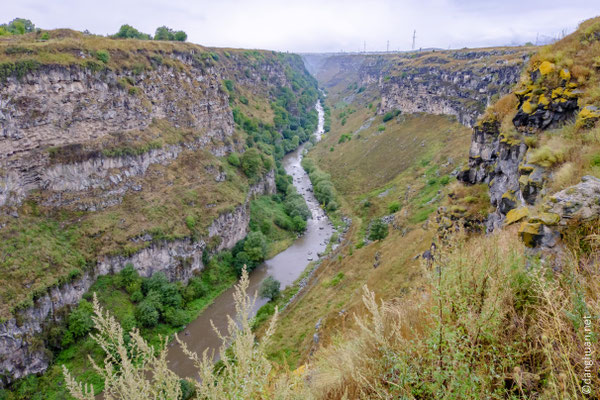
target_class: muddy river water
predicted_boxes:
[166,101,333,378]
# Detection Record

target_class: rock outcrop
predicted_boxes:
[376,59,524,127]
[458,58,587,231]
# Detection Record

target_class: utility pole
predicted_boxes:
[387,40,389,53]
[411,30,416,50]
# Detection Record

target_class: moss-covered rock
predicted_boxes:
[505,207,529,225]
[519,221,543,247]
[529,212,560,226]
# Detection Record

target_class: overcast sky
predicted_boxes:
[3,0,600,52]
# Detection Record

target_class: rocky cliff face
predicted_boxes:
[457,57,587,231]
[305,48,531,127]
[0,170,275,384]
[0,33,308,385]
[375,60,524,127]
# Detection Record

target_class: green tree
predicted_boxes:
[114,24,151,40]
[369,218,389,241]
[3,18,35,35]
[154,26,186,41]
[243,231,267,263]
[95,50,110,64]
[174,31,187,42]
[135,300,159,327]
[68,300,94,339]
[259,276,281,300]
[241,148,263,178]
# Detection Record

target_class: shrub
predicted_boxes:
[113,24,151,40]
[241,148,263,178]
[164,307,188,327]
[183,277,207,302]
[130,291,144,303]
[388,201,400,213]
[223,79,235,92]
[227,152,241,167]
[68,300,94,339]
[119,263,139,288]
[135,300,159,327]
[259,276,281,300]
[377,125,386,132]
[244,231,267,263]
[185,215,196,230]
[292,215,307,232]
[382,109,401,122]
[368,218,388,241]
[440,175,451,185]
[154,26,187,42]
[95,50,110,64]
[174,31,187,42]
[2,18,35,35]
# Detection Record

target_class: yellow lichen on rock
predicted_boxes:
[529,212,560,226]
[522,100,536,114]
[505,207,529,225]
[519,221,542,247]
[538,94,550,106]
[579,106,600,120]
[551,87,564,99]
[539,61,555,75]
[559,68,571,80]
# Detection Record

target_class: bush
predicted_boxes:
[183,277,207,302]
[227,152,241,167]
[233,251,251,276]
[1,18,35,35]
[174,31,187,42]
[241,148,263,178]
[368,218,389,241]
[130,290,144,303]
[135,300,159,327]
[142,272,169,295]
[388,201,400,213]
[292,215,307,232]
[160,283,183,309]
[68,300,94,339]
[382,109,401,122]
[119,263,139,288]
[95,50,110,64]
[244,231,267,263]
[259,276,281,300]
[113,24,151,40]
[223,79,235,92]
[164,307,188,327]
[154,26,187,42]
[185,215,196,230]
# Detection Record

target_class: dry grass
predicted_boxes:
[306,227,600,399]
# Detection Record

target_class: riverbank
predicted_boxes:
[166,100,335,378]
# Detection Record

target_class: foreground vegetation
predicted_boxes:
[54,225,599,399]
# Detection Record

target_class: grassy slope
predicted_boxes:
[266,63,474,366]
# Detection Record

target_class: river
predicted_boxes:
[166,101,333,378]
